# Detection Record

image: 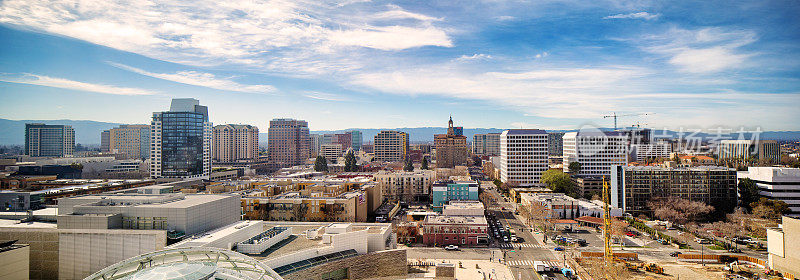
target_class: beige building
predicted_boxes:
[213,124,259,163]
[108,125,150,159]
[268,118,311,166]
[320,144,343,163]
[0,242,29,280]
[434,117,468,168]
[374,130,409,162]
[242,191,368,222]
[374,170,436,202]
[767,216,800,277]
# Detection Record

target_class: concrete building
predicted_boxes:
[472,133,501,157]
[320,144,343,164]
[241,191,368,222]
[374,131,409,162]
[738,167,800,217]
[548,132,565,157]
[150,98,212,180]
[500,129,549,186]
[431,180,479,211]
[374,170,436,202]
[718,139,781,164]
[434,117,468,168]
[610,165,737,216]
[0,241,28,280]
[100,130,110,153]
[108,124,150,159]
[310,134,323,157]
[25,124,75,157]
[563,131,628,177]
[519,192,622,219]
[630,141,672,162]
[442,200,484,216]
[268,119,311,167]
[572,176,604,198]
[213,124,259,163]
[422,215,489,246]
[766,216,800,278]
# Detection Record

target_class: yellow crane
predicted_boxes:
[602,176,612,265]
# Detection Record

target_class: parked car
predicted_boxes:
[445,245,460,251]
[669,251,682,257]
[554,247,564,251]
[727,248,742,253]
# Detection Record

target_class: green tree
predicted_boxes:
[568,162,582,174]
[750,197,789,220]
[403,158,414,171]
[541,169,577,197]
[421,157,429,170]
[314,156,328,172]
[737,178,760,210]
[344,151,358,172]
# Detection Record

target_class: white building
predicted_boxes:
[500,129,549,186]
[563,131,628,177]
[630,141,672,162]
[442,200,485,216]
[519,193,622,219]
[718,139,780,163]
[150,98,212,180]
[739,167,800,217]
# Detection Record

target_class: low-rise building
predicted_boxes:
[519,193,621,219]
[767,216,800,278]
[431,180,479,211]
[241,191,368,222]
[442,200,485,216]
[421,215,489,246]
[374,170,436,202]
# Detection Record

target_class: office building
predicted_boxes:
[610,165,737,216]
[335,133,352,152]
[548,132,565,157]
[767,216,800,278]
[108,124,151,159]
[150,98,212,180]
[738,167,800,217]
[310,134,323,157]
[473,133,501,156]
[563,131,628,177]
[213,124,259,163]
[374,170,436,202]
[718,139,781,164]
[434,117,468,168]
[24,123,75,157]
[374,130,409,162]
[268,118,311,166]
[630,140,672,162]
[500,129,549,186]
[350,130,363,151]
[320,144,343,163]
[100,130,110,153]
[431,180,479,210]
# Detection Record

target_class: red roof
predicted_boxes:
[575,216,604,225]
[550,219,579,224]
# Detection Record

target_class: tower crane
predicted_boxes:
[602,176,612,266]
[603,112,652,130]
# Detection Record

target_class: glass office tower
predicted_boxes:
[150,98,212,179]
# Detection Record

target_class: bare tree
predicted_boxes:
[647,197,714,225]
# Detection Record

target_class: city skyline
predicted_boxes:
[1,0,799,131]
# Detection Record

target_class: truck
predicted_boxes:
[509,229,517,242]
[533,261,549,272]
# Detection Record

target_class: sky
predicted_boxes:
[0,0,799,131]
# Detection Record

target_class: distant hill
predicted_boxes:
[2,118,799,146]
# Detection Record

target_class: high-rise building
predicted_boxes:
[335,133,352,153]
[150,98,212,179]
[213,124,259,163]
[563,131,628,177]
[350,130,363,152]
[374,131,409,162]
[610,165,737,216]
[267,118,310,166]
[434,116,468,168]
[500,129,549,186]
[473,133,501,156]
[25,123,75,157]
[108,124,151,159]
[547,132,565,157]
[100,130,110,153]
[310,134,323,157]
[718,139,780,164]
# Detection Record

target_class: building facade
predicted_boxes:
[213,124,259,163]
[500,129,549,186]
[25,123,75,157]
[434,117,468,168]
[767,216,800,277]
[350,130,363,151]
[108,124,151,159]
[267,118,311,166]
[431,180,479,210]
[472,133,501,156]
[563,131,628,177]
[374,170,436,202]
[610,165,738,216]
[630,141,672,162]
[421,215,489,246]
[150,98,212,180]
[374,131,409,162]
[739,167,800,217]
[320,144,343,163]
[548,132,565,157]
[718,140,781,164]
[100,130,110,153]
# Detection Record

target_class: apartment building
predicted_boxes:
[213,124,259,163]
[150,98,212,180]
[241,191,368,222]
[563,131,628,177]
[374,130,409,162]
[500,129,549,186]
[434,117,468,168]
[267,118,311,166]
[25,123,75,157]
[374,170,436,202]
[107,124,150,159]
[473,133,501,156]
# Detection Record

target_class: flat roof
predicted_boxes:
[425,215,487,224]
[0,219,57,228]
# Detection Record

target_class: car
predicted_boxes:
[669,251,682,257]
[445,245,460,251]
[657,239,669,245]
[503,236,510,242]
[727,248,742,253]
[516,237,525,242]
[511,236,518,242]
[554,247,564,251]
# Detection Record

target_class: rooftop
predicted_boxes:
[502,129,547,135]
[623,165,735,172]
[424,215,487,224]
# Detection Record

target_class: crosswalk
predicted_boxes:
[506,260,561,267]
[499,243,544,249]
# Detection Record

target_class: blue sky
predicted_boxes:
[0,0,799,131]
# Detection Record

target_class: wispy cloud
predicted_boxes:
[604,12,659,20]
[303,91,351,101]
[456,53,493,61]
[640,27,757,73]
[0,73,156,95]
[109,62,276,94]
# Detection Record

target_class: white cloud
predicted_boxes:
[495,15,515,21]
[604,12,659,20]
[640,27,757,73]
[303,91,351,101]
[456,54,493,61]
[109,62,276,94]
[328,26,452,50]
[534,52,549,59]
[0,73,156,95]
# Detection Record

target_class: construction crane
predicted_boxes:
[602,176,612,266]
[603,112,652,130]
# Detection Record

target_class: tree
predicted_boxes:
[403,158,414,172]
[568,162,582,174]
[737,178,760,210]
[750,197,789,220]
[421,157,429,170]
[314,156,328,172]
[344,151,358,172]
[647,197,714,224]
[541,169,577,197]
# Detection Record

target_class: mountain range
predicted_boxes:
[1,118,799,145]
